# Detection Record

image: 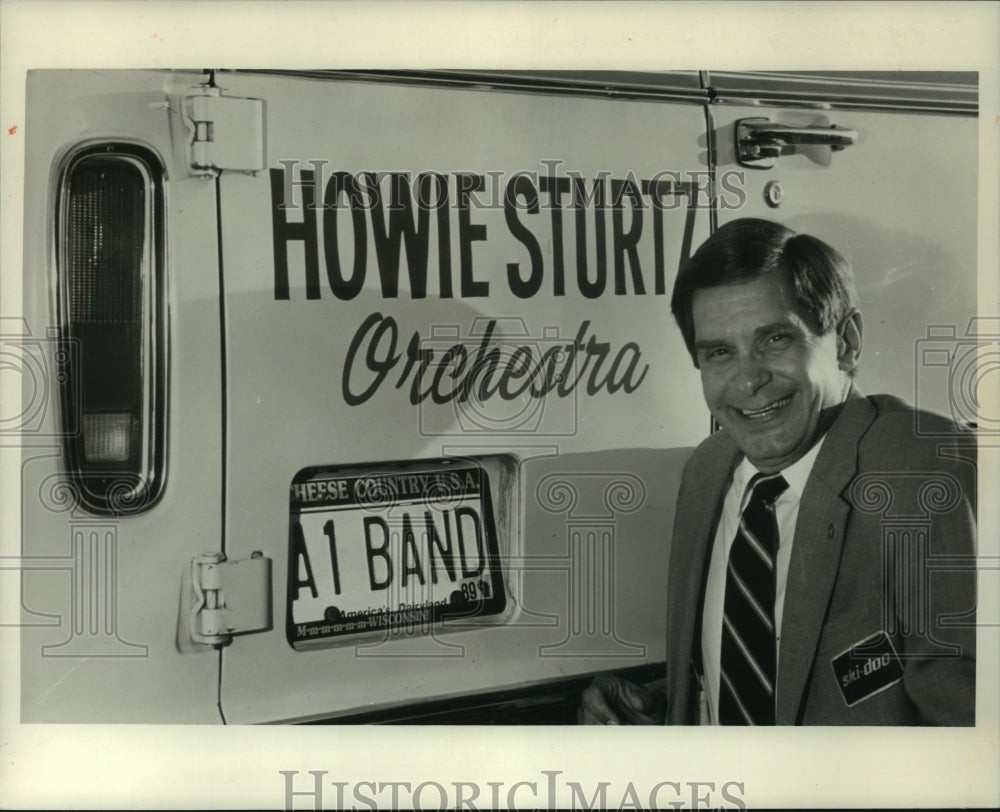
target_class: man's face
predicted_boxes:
[690,272,854,473]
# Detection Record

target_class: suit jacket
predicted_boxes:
[665,390,977,725]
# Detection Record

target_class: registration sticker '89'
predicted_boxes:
[287,460,506,649]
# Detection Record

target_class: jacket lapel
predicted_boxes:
[775,390,877,724]
[666,432,739,723]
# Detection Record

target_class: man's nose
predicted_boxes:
[734,351,772,394]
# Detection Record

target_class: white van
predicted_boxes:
[14,69,978,723]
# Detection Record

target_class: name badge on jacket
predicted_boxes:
[831,631,904,707]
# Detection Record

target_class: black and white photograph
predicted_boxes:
[2,1,998,809]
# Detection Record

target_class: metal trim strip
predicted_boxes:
[225,69,977,114]
[706,70,978,115]
[230,69,711,105]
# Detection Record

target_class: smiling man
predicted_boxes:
[579,218,976,726]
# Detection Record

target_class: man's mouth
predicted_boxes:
[738,394,794,420]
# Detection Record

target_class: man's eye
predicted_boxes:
[767,332,792,347]
[706,347,731,360]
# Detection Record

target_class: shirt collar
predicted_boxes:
[732,433,828,506]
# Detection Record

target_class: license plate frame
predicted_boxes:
[286,460,507,650]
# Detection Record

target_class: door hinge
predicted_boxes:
[183,88,265,177]
[190,552,272,647]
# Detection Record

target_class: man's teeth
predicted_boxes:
[740,395,792,419]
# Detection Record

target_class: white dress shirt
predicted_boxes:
[699,437,826,724]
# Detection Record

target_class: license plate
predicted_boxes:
[287,461,506,649]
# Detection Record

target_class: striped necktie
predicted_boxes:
[718,472,789,725]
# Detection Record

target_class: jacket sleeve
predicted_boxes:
[898,443,977,725]
[863,415,978,725]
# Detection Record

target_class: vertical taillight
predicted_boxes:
[58,144,166,513]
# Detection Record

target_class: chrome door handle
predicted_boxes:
[736,117,858,168]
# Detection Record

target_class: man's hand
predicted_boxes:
[577,673,666,725]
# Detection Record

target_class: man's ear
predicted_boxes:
[837,309,863,373]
